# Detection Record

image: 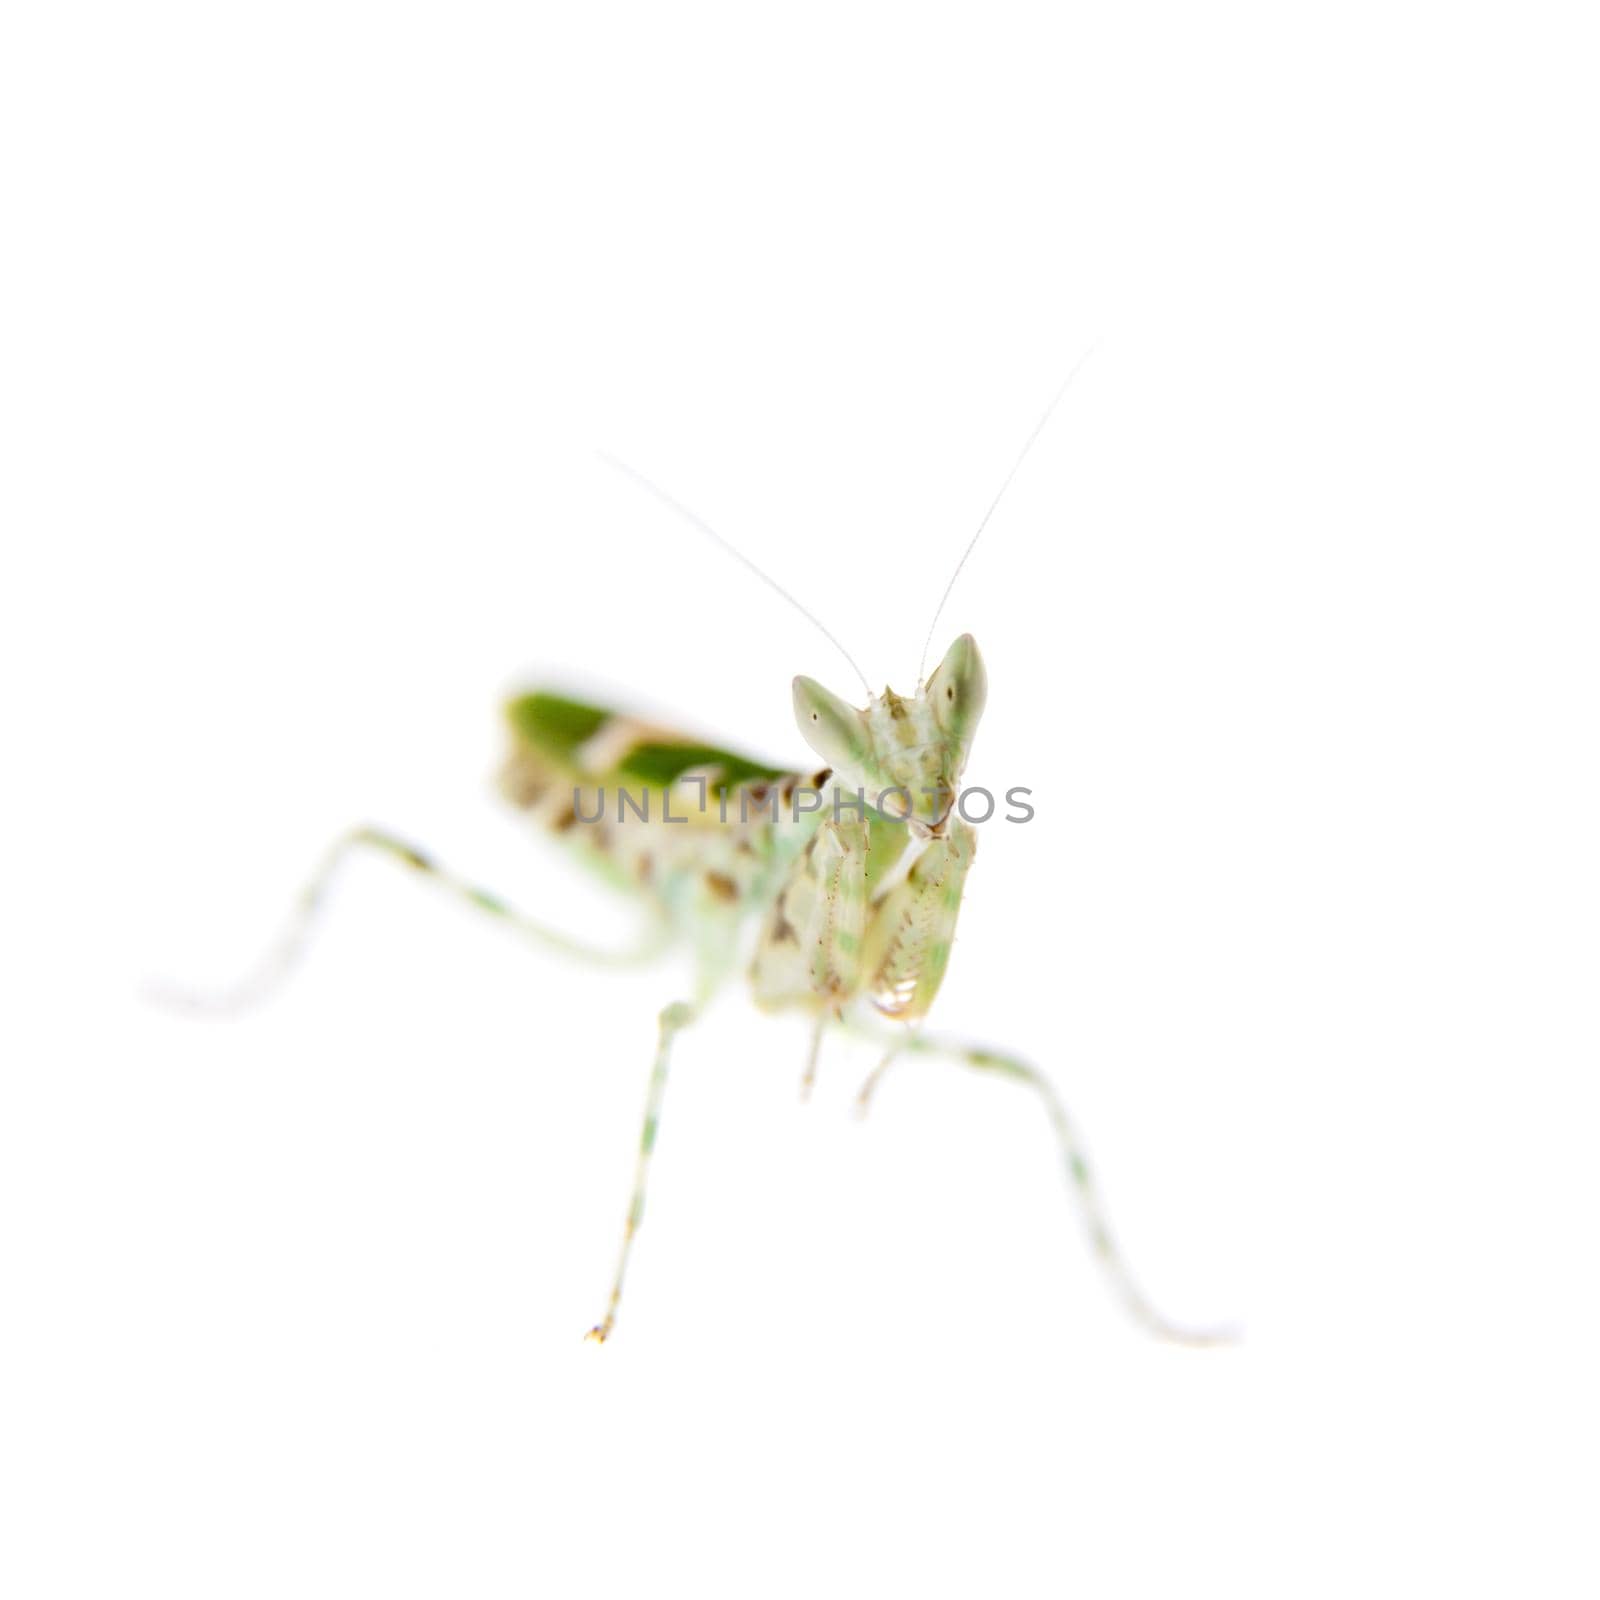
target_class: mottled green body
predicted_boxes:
[495,659,979,1033]
[498,688,813,931]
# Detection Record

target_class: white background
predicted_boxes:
[3,4,1597,1595]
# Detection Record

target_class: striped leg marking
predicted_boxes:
[149,824,665,1015]
[860,1025,1236,1348]
[587,999,697,1344]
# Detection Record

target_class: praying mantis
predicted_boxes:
[164,373,1227,1347]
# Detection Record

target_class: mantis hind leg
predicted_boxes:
[149,824,666,1015]
[855,1024,1235,1347]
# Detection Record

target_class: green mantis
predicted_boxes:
[167,380,1226,1347]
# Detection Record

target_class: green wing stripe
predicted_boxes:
[617,742,786,791]
[505,691,787,791]
[505,692,609,757]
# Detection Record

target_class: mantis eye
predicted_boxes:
[925,634,987,737]
[793,676,868,771]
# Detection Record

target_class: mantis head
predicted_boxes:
[793,634,987,838]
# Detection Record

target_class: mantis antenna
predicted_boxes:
[917,346,1097,686]
[600,451,875,699]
